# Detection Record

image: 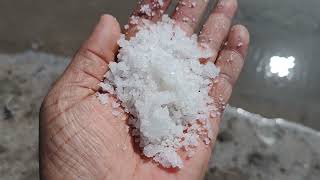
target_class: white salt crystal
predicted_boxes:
[237,42,243,47]
[182,17,189,22]
[112,101,120,108]
[180,1,186,6]
[140,4,152,16]
[187,150,195,158]
[112,110,121,117]
[157,0,164,6]
[99,82,115,94]
[130,16,139,25]
[100,15,219,168]
[97,93,109,105]
[202,62,220,78]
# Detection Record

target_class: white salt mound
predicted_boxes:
[99,16,219,168]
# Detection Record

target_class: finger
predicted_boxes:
[210,25,250,113]
[199,0,238,62]
[41,15,121,119]
[125,0,171,37]
[172,0,210,36]
[131,0,171,21]
[61,15,121,90]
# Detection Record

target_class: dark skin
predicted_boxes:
[39,0,250,179]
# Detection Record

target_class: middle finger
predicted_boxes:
[172,0,210,36]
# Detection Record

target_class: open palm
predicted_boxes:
[39,0,249,179]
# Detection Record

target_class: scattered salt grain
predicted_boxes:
[112,101,120,108]
[99,82,115,94]
[97,93,109,105]
[237,42,243,48]
[112,110,121,117]
[157,0,164,6]
[180,1,186,6]
[140,4,152,16]
[210,111,217,118]
[187,150,195,158]
[99,15,219,169]
[130,16,139,25]
[182,17,189,22]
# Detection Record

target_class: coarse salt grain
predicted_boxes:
[99,15,219,168]
[182,17,189,22]
[140,4,152,16]
[112,110,121,117]
[112,101,120,108]
[157,0,164,6]
[130,16,139,25]
[237,42,243,47]
[97,93,109,105]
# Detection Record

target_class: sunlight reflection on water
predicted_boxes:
[267,56,296,78]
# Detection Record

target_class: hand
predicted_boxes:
[39,0,249,179]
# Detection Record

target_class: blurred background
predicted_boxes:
[0,0,319,179]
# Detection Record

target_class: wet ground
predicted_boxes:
[1,0,319,129]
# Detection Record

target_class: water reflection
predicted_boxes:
[267,56,296,78]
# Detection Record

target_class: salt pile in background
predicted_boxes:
[99,16,219,168]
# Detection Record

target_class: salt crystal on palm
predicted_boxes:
[237,42,243,47]
[99,15,219,168]
[130,16,139,25]
[99,82,114,94]
[112,102,120,108]
[97,93,109,105]
[112,110,121,117]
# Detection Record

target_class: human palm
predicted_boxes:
[39,0,249,179]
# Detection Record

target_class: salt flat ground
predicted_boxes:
[0,50,319,180]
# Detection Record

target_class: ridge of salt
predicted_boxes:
[99,15,219,168]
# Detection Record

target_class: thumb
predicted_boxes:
[60,14,121,90]
[41,15,121,115]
